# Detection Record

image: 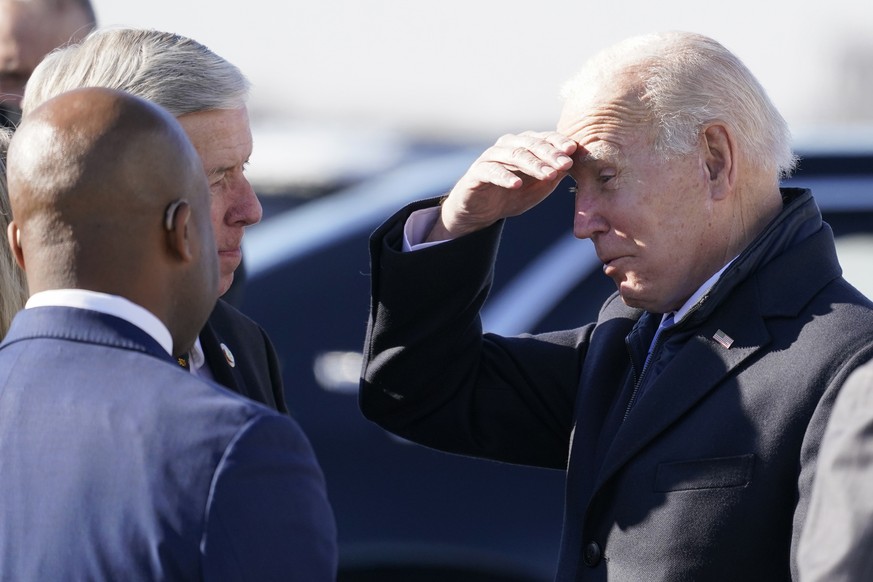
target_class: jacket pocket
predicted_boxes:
[654,453,755,492]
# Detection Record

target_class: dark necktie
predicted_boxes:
[177,353,190,370]
[634,314,676,404]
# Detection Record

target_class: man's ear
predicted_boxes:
[702,123,736,200]
[7,221,25,270]
[164,200,193,262]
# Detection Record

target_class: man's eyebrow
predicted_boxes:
[206,164,233,179]
[207,159,250,177]
[574,143,620,164]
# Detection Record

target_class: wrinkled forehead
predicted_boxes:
[557,105,653,165]
[558,75,649,134]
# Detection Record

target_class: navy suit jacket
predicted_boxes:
[0,306,337,580]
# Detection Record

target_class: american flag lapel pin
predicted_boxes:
[713,329,734,349]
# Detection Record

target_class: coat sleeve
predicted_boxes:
[202,414,337,582]
[796,360,873,581]
[359,200,591,469]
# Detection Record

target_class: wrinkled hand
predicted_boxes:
[427,131,576,241]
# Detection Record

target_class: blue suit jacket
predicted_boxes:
[0,307,337,581]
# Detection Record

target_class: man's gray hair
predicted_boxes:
[23,27,250,117]
[561,31,797,179]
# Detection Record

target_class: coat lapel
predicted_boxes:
[199,319,243,391]
[593,288,772,492]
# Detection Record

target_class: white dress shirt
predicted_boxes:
[187,337,212,379]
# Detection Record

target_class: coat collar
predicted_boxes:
[2,306,174,365]
[590,188,842,490]
[681,188,825,328]
[198,316,242,391]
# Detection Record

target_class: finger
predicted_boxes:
[466,160,524,190]
[518,130,577,153]
[481,145,563,182]
[511,131,577,158]
[541,132,578,157]
[492,133,574,174]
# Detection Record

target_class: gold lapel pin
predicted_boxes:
[220,343,236,368]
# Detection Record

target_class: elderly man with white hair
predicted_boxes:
[358,31,873,581]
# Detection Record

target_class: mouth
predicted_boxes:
[600,254,628,276]
[218,248,242,270]
[218,238,243,258]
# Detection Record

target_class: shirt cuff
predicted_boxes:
[402,207,449,252]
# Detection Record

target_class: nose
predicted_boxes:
[573,186,608,240]
[227,173,262,227]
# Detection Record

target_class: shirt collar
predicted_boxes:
[188,336,207,373]
[666,258,736,326]
[25,289,174,356]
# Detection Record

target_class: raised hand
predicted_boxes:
[427,131,576,242]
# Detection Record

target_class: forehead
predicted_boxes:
[176,107,252,173]
[557,80,652,160]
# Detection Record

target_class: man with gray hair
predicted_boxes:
[24,28,284,412]
[359,31,873,580]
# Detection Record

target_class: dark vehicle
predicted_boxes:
[240,138,873,581]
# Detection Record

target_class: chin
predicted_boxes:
[617,284,653,311]
[217,275,234,297]
[619,295,645,309]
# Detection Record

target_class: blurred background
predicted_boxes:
[91,0,873,193]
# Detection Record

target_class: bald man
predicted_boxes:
[0,87,336,580]
[0,0,96,128]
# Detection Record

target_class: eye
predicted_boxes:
[208,171,226,187]
[600,169,617,183]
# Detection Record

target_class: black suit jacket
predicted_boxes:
[360,189,873,581]
[201,299,287,414]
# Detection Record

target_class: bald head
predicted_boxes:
[6,87,218,353]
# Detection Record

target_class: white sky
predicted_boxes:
[89,1,873,183]
[90,0,873,137]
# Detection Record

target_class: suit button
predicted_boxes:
[583,541,602,567]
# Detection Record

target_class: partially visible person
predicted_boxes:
[798,357,873,581]
[25,27,278,410]
[359,31,873,580]
[0,86,337,580]
[0,0,96,332]
[0,127,27,336]
[0,0,96,128]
